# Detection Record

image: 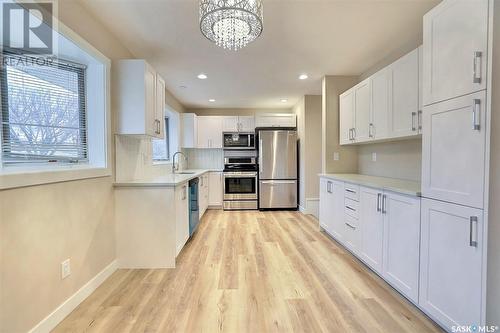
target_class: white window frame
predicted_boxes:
[152,108,180,165]
[0,18,111,190]
[152,116,170,163]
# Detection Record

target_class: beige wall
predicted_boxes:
[186,108,292,116]
[322,76,359,174]
[295,95,323,208]
[358,139,422,182]
[166,89,185,113]
[0,1,134,332]
[487,0,500,325]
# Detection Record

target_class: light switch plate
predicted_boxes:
[333,152,340,161]
[372,152,377,162]
[61,259,71,279]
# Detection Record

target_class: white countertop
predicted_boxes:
[114,169,221,187]
[319,173,421,197]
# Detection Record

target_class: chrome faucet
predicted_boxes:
[172,151,187,174]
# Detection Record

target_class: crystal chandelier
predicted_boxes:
[199,0,264,51]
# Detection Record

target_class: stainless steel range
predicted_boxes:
[223,151,258,210]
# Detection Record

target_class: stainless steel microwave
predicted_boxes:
[223,132,255,150]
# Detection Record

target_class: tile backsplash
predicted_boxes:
[184,148,224,170]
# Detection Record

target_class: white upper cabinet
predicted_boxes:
[353,79,371,142]
[115,60,165,138]
[382,191,420,303]
[422,91,486,209]
[197,116,223,148]
[255,113,296,128]
[222,116,239,132]
[238,116,255,132]
[155,74,166,139]
[359,186,384,274]
[370,67,391,140]
[181,113,198,148]
[340,47,420,145]
[339,90,355,145]
[422,0,488,106]
[389,47,419,138]
[420,199,484,330]
[223,116,255,132]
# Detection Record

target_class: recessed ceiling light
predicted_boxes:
[299,74,309,80]
[209,99,216,102]
[280,99,288,103]
[197,73,208,79]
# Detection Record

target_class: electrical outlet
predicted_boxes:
[61,259,71,279]
[372,152,377,162]
[333,152,340,161]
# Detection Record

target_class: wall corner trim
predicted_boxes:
[28,260,118,333]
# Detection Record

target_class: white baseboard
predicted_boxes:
[299,198,319,218]
[29,260,118,333]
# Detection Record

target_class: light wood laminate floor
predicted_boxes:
[54,210,443,333]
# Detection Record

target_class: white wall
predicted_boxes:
[0,2,133,331]
[295,95,322,215]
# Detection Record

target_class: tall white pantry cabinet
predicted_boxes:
[420,0,492,330]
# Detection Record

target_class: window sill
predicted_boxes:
[152,161,172,165]
[0,164,111,190]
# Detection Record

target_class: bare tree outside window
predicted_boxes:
[1,54,87,164]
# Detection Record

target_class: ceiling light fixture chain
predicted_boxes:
[200,0,263,51]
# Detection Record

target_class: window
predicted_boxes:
[1,53,87,165]
[152,117,170,161]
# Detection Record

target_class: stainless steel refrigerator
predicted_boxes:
[258,129,298,209]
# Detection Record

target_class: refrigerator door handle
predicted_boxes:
[261,180,296,185]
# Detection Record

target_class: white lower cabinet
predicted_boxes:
[199,174,209,218]
[319,176,421,305]
[419,198,483,330]
[176,184,189,257]
[359,187,384,274]
[208,171,223,207]
[382,192,421,303]
[319,178,345,242]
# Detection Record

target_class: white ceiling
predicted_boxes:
[79,0,439,109]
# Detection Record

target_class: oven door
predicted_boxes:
[223,133,255,149]
[223,172,258,200]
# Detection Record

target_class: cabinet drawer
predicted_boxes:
[344,198,359,219]
[343,215,360,254]
[344,183,360,201]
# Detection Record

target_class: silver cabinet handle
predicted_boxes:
[369,123,374,138]
[411,112,417,131]
[382,194,387,214]
[472,99,481,130]
[473,51,482,84]
[345,189,356,194]
[470,216,478,247]
[182,185,187,200]
[377,193,381,212]
[345,205,356,212]
[418,110,422,131]
[327,181,332,193]
[345,221,356,230]
[348,128,352,141]
[352,128,356,140]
